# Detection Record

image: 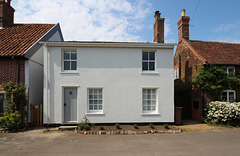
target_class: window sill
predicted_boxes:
[59,71,79,74]
[141,113,160,116]
[141,71,159,75]
[86,112,105,115]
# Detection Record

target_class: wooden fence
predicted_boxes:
[30,104,43,127]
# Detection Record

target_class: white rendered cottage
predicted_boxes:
[42,11,176,124]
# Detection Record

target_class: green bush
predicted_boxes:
[149,123,154,129]
[99,125,104,130]
[0,111,23,132]
[77,122,84,130]
[115,123,120,129]
[133,124,138,129]
[84,124,90,130]
[164,124,169,129]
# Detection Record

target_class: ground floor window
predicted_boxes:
[88,89,103,111]
[142,89,157,112]
[221,90,236,102]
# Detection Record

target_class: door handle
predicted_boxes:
[64,103,66,106]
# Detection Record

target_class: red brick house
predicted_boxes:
[0,0,63,117]
[174,9,240,121]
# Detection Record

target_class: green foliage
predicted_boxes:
[191,65,240,100]
[3,82,27,115]
[77,121,91,130]
[133,124,138,129]
[0,111,23,132]
[77,121,85,130]
[0,82,28,132]
[164,124,169,129]
[149,123,154,129]
[115,123,120,129]
[99,125,104,130]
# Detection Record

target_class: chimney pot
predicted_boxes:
[154,11,161,18]
[181,9,185,17]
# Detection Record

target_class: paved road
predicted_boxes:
[0,128,240,156]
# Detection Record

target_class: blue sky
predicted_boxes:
[12,0,240,43]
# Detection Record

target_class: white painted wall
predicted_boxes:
[44,45,174,124]
[25,30,62,122]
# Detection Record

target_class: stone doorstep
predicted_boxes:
[77,129,181,135]
[58,126,77,131]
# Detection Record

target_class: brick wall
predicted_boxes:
[0,60,25,85]
[174,41,204,121]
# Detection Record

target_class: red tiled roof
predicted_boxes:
[189,40,240,65]
[0,24,55,56]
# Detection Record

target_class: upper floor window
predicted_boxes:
[223,67,235,77]
[221,90,236,103]
[142,52,155,71]
[63,51,77,71]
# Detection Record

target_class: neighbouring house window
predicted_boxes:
[63,51,77,71]
[223,67,235,77]
[142,52,155,71]
[88,89,103,111]
[0,94,4,115]
[221,90,236,103]
[142,89,157,112]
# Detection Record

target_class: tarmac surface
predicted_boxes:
[0,128,240,156]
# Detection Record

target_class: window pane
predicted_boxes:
[142,52,148,60]
[147,106,151,111]
[71,61,77,70]
[94,105,97,110]
[99,105,102,110]
[89,95,93,100]
[152,89,156,94]
[152,106,156,111]
[98,94,102,99]
[229,92,235,102]
[143,89,147,94]
[99,100,102,104]
[89,89,93,94]
[142,62,148,70]
[64,52,70,60]
[71,53,77,60]
[94,100,98,104]
[89,105,93,110]
[94,95,98,99]
[89,100,94,104]
[94,89,98,94]
[143,101,147,106]
[149,52,155,60]
[147,95,151,99]
[222,91,227,101]
[64,61,70,70]
[98,89,102,93]
[149,62,155,71]
[143,95,147,100]
[143,106,146,111]
[228,69,234,76]
[147,89,151,94]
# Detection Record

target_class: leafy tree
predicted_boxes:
[192,65,235,101]
[0,82,27,132]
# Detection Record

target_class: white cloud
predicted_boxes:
[214,21,240,32]
[12,0,154,41]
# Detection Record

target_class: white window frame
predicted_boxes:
[62,50,77,71]
[87,88,103,113]
[221,90,236,102]
[223,66,235,77]
[142,51,156,72]
[142,88,158,114]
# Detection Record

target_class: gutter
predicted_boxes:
[39,41,177,49]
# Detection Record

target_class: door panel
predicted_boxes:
[64,88,77,122]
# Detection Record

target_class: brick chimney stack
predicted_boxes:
[0,0,15,28]
[153,11,164,43]
[177,9,190,43]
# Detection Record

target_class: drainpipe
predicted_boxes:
[12,55,20,85]
[43,43,49,123]
[178,55,181,78]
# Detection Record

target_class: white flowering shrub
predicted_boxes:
[205,101,240,125]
